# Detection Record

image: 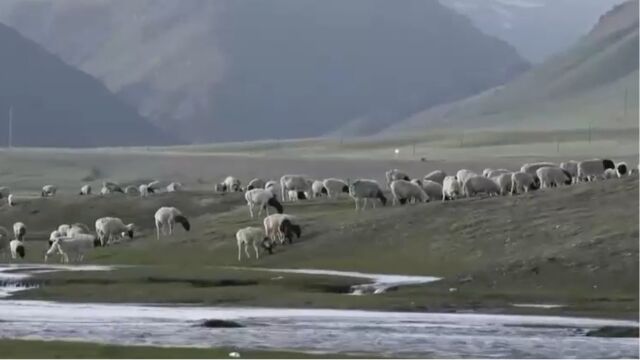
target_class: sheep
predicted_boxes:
[287,190,301,202]
[10,239,25,259]
[463,175,500,197]
[245,189,283,218]
[139,184,149,197]
[311,180,328,198]
[0,186,9,199]
[124,185,140,195]
[391,180,427,205]
[279,218,302,244]
[385,169,410,188]
[321,178,349,199]
[154,207,191,240]
[265,180,279,194]
[616,162,628,177]
[13,222,26,241]
[577,159,616,182]
[7,194,15,206]
[603,168,618,179]
[423,170,446,185]
[560,161,579,183]
[536,167,572,188]
[486,169,511,179]
[166,182,182,192]
[417,179,443,201]
[236,226,271,261]
[45,234,101,263]
[280,175,312,201]
[67,223,92,237]
[214,183,227,193]
[442,176,461,201]
[41,184,57,197]
[520,162,557,176]
[456,169,478,195]
[263,214,300,245]
[146,180,162,193]
[349,179,387,211]
[510,171,539,195]
[247,178,266,191]
[482,168,494,177]
[101,181,124,195]
[57,224,71,236]
[223,176,242,192]
[493,172,513,195]
[95,217,135,246]
[49,230,63,247]
[79,184,92,195]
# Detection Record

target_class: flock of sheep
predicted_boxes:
[0,157,635,264]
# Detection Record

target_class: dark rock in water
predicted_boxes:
[200,319,244,328]
[586,326,639,338]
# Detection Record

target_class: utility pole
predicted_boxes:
[8,106,13,149]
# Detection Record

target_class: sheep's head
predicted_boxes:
[267,197,284,214]
[175,215,191,231]
[125,224,135,239]
[93,236,102,247]
[341,185,349,193]
[377,191,387,206]
[603,159,615,170]
[261,237,274,254]
[16,244,25,258]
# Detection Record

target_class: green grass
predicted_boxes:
[0,339,351,359]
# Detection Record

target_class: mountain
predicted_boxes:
[0,23,172,147]
[385,0,639,134]
[441,0,628,63]
[0,0,529,142]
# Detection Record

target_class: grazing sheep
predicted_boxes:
[265,180,279,194]
[442,176,461,201]
[616,162,628,177]
[463,175,500,197]
[245,189,283,218]
[287,190,302,202]
[322,178,350,199]
[536,167,572,188]
[57,224,71,236]
[79,184,92,195]
[247,178,266,191]
[510,172,539,195]
[166,182,182,192]
[417,179,443,201]
[101,181,124,195]
[67,223,92,237]
[385,169,410,188]
[263,213,298,245]
[279,218,302,244]
[280,175,312,201]
[214,183,227,192]
[223,176,243,192]
[236,226,271,261]
[7,194,15,206]
[349,179,387,211]
[577,159,616,182]
[493,172,513,195]
[456,170,478,195]
[95,217,135,246]
[45,234,101,263]
[139,184,150,197]
[10,239,25,259]
[124,185,140,195]
[486,169,511,179]
[603,168,618,179]
[154,207,191,240]
[520,162,557,176]
[311,180,328,198]
[560,161,579,183]
[482,168,494,177]
[48,230,63,247]
[146,180,162,193]
[391,180,427,205]
[13,222,26,241]
[41,185,57,197]
[423,170,446,185]
[0,186,9,199]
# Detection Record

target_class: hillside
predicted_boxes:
[0,0,529,142]
[385,0,639,135]
[0,23,172,147]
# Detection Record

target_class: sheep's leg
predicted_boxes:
[156,221,161,240]
[253,242,260,259]
[169,221,174,235]
[238,242,243,261]
[248,203,254,218]
[354,199,359,211]
[363,198,368,210]
[245,244,251,259]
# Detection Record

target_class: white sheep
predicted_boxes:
[311,180,328,198]
[423,170,446,185]
[57,224,71,236]
[456,169,477,196]
[616,162,628,177]
[124,185,140,195]
[577,159,616,182]
[463,175,500,197]
[166,182,182,192]
[322,178,350,199]
[147,180,162,193]
[49,230,63,247]
[79,184,92,195]
[101,181,124,195]
[442,176,461,201]
[349,179,387,211]
[223,176,243,192]
[154,207,191,240]
[536,167,572,188]
[245,189,283,218]
[263,214,301,245]
[139,184,149,197]
[385,169,410,188]
[603,168,618,179]
[493,172,513,195]
[280,175,312,201]
[391,179,428,205]
[247,178,266,191]
[67,223,92,237]
[13,222,26,241]
[486,169,511,179]
[418,179,443,201]
[95,217,135,246]
[510,171,539,195]
[10,239,25,259]
[41,185,57,197]
[560,161,579,183]
[45,234,101,263]
[236,226,270,261]
[7,194,15,207]
[482,168,494,177]
[520,162,557,176]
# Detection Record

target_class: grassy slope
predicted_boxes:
[0,339,348,359]
[3,174,638,318]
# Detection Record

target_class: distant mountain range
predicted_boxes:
[440,0,627,62]
[0,23,172,147]
[0,0,529,144]
[384,0,639,134]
